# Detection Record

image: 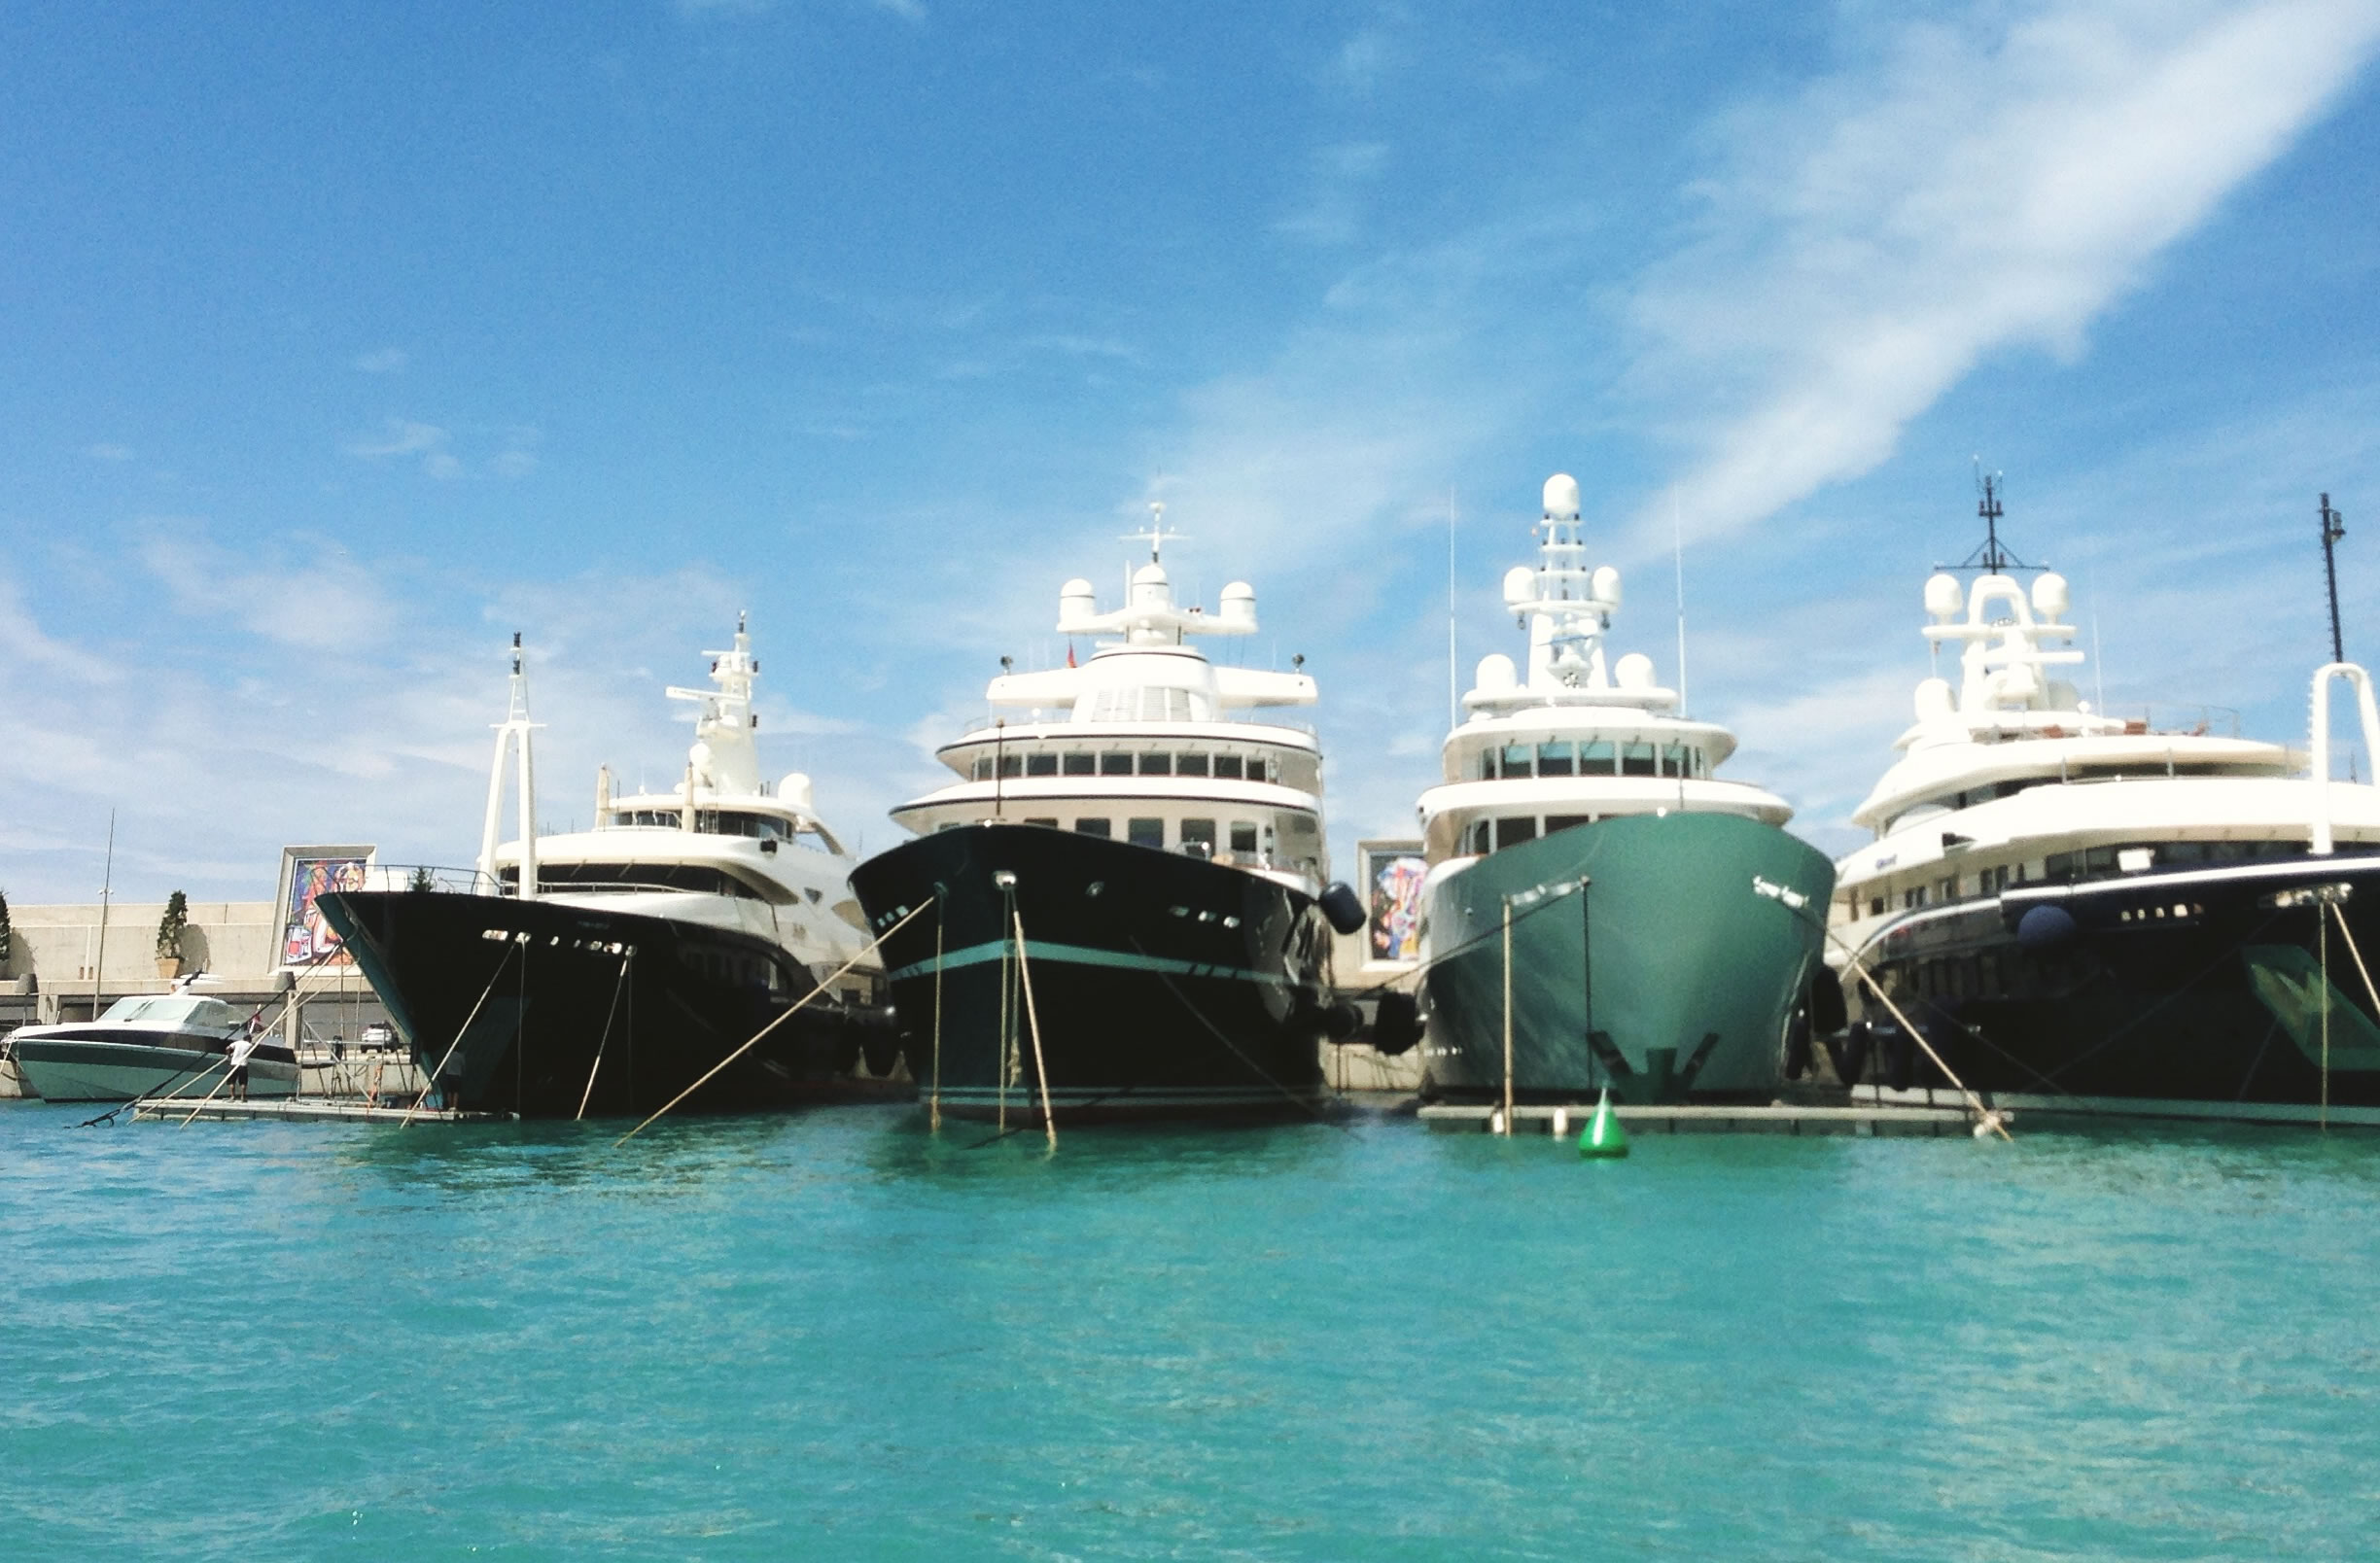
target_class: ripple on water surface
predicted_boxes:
[3,1102,2377,1560]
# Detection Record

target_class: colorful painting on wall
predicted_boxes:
[1361,842,1427,963]
[276,850,371,968]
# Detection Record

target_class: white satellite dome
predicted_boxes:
[1914,677,1956,723]
[2031,572,2070,620]
[1614,652,1656,689]
[1058,577,1097,629]
[778,772,815,811]
[1474,653,1518,692]
[1502,566,1537,609]
[1542,472,1581,520]
[1217,580,1256,627]
[1924,573,1964,622]
[1591,565,1621,608]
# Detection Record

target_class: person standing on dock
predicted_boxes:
[227,1032,255,1102]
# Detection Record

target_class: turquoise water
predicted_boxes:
[4,1103,2377,1560]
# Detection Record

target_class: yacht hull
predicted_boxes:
[850,823,1339,1124]
[10,1030,299,1103]
[1840,854,2380,1118]
[320,890,903,1118]
[1419,812,1835,1104]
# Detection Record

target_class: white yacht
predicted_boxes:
[849,516,1365,1125]
[321,620,899,1117]
[1410,473,1835,1105]
[1830,479,2380,1123]
[10,992,298,1103]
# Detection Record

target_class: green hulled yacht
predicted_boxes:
[1414,474,1835,1105]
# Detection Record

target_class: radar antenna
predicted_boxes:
[1938,465,2043,573]
[1120,500,1184,563]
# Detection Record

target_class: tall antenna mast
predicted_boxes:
[2321,492,2347,665]
[1977,469,2009,573]
[1447,487,1458,731]
[1672,486,1689,717]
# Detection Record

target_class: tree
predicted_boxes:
[0,886,12,970]
[408,865,437,893]
[156,890,189,961]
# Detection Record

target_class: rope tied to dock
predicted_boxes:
[613,897,932,1145]
[573,950,634,1121]
[399,936,522,1129]
[1009,908,1057,1150]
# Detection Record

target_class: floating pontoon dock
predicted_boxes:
[132,1098,506,1125]
[1418,1101,1978,1136]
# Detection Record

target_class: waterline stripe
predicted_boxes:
[886,936,1298,990]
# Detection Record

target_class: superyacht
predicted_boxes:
[1413,474,1836,1106]
[1831,481,2380,1123]
[322,621,897,1117]
[849,514,1364,1125]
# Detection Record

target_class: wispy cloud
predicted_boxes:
[345,418,447,461]
[85,442,133,462]
[1625,0,2380,549]
[352,347,408,374]
[1274,141,1393,246]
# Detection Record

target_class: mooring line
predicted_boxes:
[574,951,634,1122]
[400,937,521,1129]
[1010,909,1057,1150]
[614,898,932,1145]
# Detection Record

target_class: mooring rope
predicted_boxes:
[399,937,521,1129]
[1009,910,1058,1150]
[1128,935,1353,1134]
[574,952,634,1121]
[613,898,932,1145]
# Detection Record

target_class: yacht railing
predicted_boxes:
[357,865,719,900]
[2108,705,2243,739]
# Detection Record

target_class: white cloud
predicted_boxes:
[85,442,133,462]
[345,418,447,461]
[1625,0,2380,550]
[353,347,408,374]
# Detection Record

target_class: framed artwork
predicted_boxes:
[1357,840,1426,964]
[272,846,375,969]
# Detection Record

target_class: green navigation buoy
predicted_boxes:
[1579,1089,1629,1159]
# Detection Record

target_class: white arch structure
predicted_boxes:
[2310,661,2380,856]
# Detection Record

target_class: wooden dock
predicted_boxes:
[1418,1101,1978,1137]
[132,1097,505,1125]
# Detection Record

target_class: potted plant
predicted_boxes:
[156,890,189,979]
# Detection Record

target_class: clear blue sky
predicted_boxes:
[6,1,2380,906]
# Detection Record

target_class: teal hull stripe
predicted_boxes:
[886,937,1294,990]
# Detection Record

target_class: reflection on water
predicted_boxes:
[3,1099,2377,1560]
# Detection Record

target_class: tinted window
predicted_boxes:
[1063,753,1096,776]
[1622,743,1656,777]
[1026,753,1057,777]
[1181,818,1217,847]
[1074,817,1111,838]
[1139,753,1172,776]
[1501,744,1533,779]
[1545,815,1592,835]
[1175,753,1209,777]
[1212,755,1243,780]
[1581,740,1615,773]
[998,754,1023,779]
[1494,816,1537,851]
[1128,817,1164,849]
[1101,753,1134,776]
[1229,821,1259,853]
[1537,742,1574,777]
[1024,816,1059,828]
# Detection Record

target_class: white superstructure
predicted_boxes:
[478,618,878,988]
[889,513,1332,891]
[1831,488,2380,957]
[1414,473,1792,866]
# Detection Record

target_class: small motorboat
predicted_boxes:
[9,993,298,1103]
